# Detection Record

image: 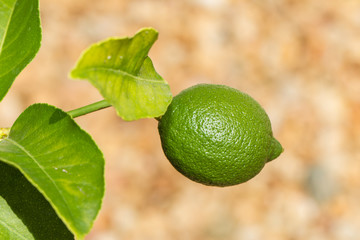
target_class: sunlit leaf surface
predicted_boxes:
[0,0,41,101]
[70,28,172,121]
[0,104,104,239]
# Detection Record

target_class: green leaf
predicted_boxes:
[0,195,35,240]
[0,104,105,239]
[0,0,41,102]
[0,161,73,240]
[70,27,172,121]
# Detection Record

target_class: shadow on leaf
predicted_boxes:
[49,109,67,124]
[0,161,74,239]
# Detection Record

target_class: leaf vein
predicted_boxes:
[2,138,74,222]
[77,67,166,84]
[0,218,30,240]
[0,0,17,54]
[1,4,33,52]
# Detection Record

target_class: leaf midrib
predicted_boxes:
[0,0,18,54]
[75,67,166,84]
[1,138,75,227]
[0,217,30,240]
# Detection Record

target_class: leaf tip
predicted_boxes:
[137,27,159,36]
[134,27,159,42]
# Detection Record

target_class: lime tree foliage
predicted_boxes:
[70,29,172,121]
[0,0,282,239]
[0,0,172,239]
[0,0,41,101]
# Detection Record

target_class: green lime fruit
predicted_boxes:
[158,84,283,187]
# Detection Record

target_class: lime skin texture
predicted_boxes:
[158,84,283,187]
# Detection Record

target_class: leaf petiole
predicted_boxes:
[67,100,112,118]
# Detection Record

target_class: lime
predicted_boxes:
[158,84,283,187]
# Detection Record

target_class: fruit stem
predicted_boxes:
[67,100,112,118]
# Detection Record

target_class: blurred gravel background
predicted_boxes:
[1,0,360,239]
